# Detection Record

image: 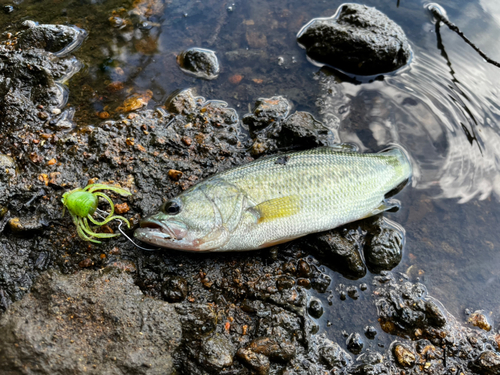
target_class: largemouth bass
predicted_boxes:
[134,146,411,252]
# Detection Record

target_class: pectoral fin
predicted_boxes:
[194,225,230,251]
[253,195,301,223]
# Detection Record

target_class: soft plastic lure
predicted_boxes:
[61,183,131,243]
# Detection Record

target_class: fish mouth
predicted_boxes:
[134,218,202,251]
[139,218,177,239]
[136,218,188,244]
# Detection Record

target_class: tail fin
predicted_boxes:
[379,145,412,184]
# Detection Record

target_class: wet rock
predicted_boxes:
[243,96,291,133]
[297,3,412,75]
[346,332,364,354]
[318,339,352,369]
[176,304,217,339]
[0,269,182,374]
[350,351,388,375]
[198,334,235,372]
[470,351,500,375]
[247,337,296,362]
[364,217,405,273]
[8,215,44,233]
[0,27,83,130]
[0,154,17,184]
[347,285,359,299]
[17,21,87,56]
[278,111,334,148]
[393,344,416,367]
[177,47,219,80]
[161,276,188,302]
[364,326,377,339]
[304,228,367,279]
[237,347,270,375]
[308,297,324,318]
[247,110,335,155]
[374,272,447,338]
[468,310,492,331]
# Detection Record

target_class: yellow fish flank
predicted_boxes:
[134,146,412,252]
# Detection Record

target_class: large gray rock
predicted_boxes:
[0,269,182,375]
[297,3,412,76]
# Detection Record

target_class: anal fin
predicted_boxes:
[364,199,401,218]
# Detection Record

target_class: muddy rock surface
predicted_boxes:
[0,23,82,131]
[297,3,412,76]
[0,269,182,375]
[372,272,500,374]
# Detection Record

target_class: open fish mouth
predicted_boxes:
[137,218,189,242]
[138,218,176,239]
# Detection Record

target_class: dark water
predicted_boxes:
[3,0,500,350]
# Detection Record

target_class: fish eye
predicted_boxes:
[163,200,181,215]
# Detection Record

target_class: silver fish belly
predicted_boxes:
[134,146,412,252]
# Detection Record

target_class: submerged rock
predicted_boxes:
[297,3,412,76]
[17,21,87,56]
[364,217,405,273]
[0,269,182,374]
[374,272,447,338]
[177,47,220,80]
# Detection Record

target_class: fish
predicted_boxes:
[134,145,412,252]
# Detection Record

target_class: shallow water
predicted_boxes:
[2,0,500,352]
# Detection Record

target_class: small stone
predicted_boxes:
[198,335,235,371]
[236,348,270,375]
[37,111,49,120]
[364,326,377,339]
[3,5,14,13]
[471,351,500,375]
[346,333,363,354]
[297,259,311,277]
[468,310,492,331]
[229,74,243,84]
[276,276,294,291]
[318,339,352,369]
[51,108,62,115]
[394,344,416,367]
[347,286,359,299]
[168,169,183,181]
[79,258,94,268]
[247,337,296,362]
[308,298,324,319]
[177,48,219,80]
[162,276,188,302]
[97,111,110,119]
[114,203,130,214]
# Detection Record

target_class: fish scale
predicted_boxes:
[135,146,412,252]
